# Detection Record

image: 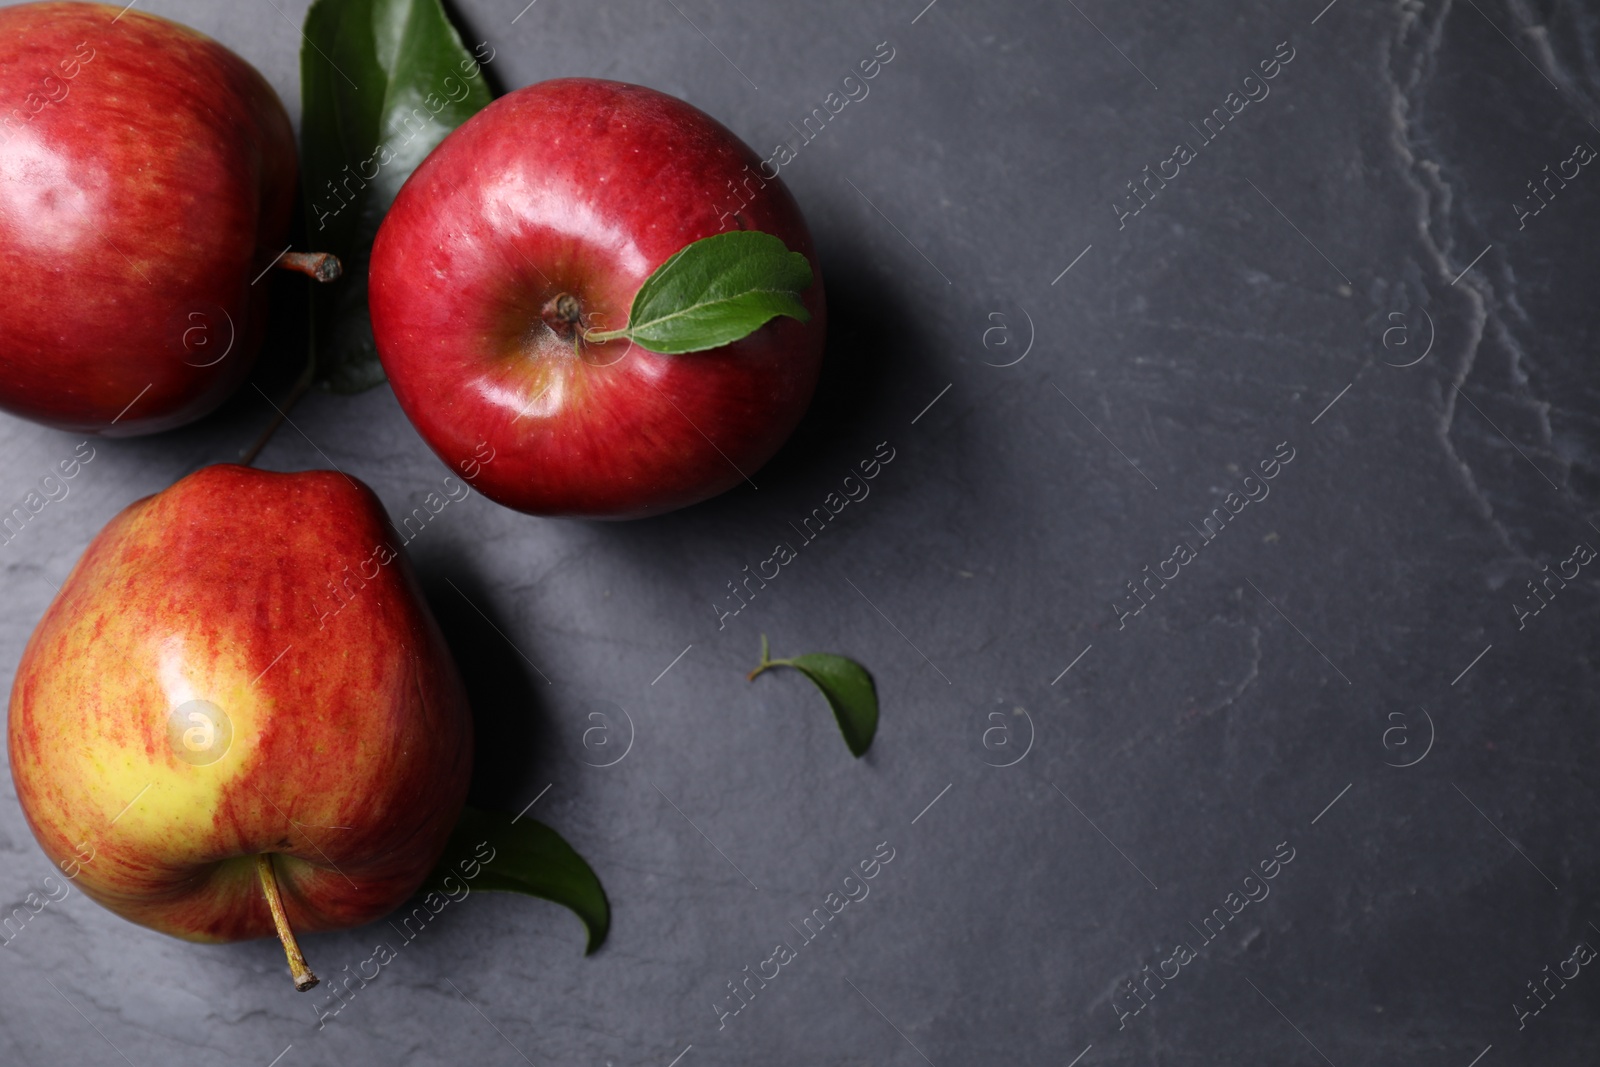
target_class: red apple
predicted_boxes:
[8,465,473,990]
[369,78,826,519]
[0,2,300,435]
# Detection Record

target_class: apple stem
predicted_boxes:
[582,326,630,344]
[255,854,319,992]
[277,251,343,283]
[747,633,783,682]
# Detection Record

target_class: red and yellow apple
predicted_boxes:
[369,78,826,519]
[0,3,305,435]
[7,465,472,989]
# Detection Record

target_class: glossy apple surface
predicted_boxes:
[0,2,297,435]
[369,78,826,519]
[8,465,472,945]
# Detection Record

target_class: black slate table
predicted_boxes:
[1,0,1597,1064]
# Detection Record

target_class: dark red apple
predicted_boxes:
[0,2,299,435]
[369,78,826,519]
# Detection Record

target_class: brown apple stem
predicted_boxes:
[255,854,319,992]
[277,251,343,283]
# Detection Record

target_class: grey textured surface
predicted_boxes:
[2,0,1599,1064]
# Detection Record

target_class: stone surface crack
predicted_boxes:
[1381,0,1529,560]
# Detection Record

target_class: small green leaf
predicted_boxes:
[748,636,878,757]
[300,0,494,391]
[593,231,814,354]
[425,806,610,955]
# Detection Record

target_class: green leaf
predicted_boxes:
[748,636,878,757]
[425,806,610,955]
[594,231,814,354]
[300,0,494,391]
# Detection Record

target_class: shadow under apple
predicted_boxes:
[756,241,930,490]
[413,564,556,813]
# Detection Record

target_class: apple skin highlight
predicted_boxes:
[370,78,827,519]
[7,466,473,947]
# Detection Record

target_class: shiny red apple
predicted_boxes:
[369,78,826,519]
[8,465,473,990]
[0,2,301,435]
